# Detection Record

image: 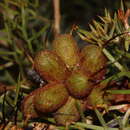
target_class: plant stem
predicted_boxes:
[107,89,130,94]
[21,6,33,54]
[100,71,130,87]
[122,108,130,127]
[14,74,21,106]
[102,48,125,71]
[53,0,61,35]
[95,108,107,128]
[75,100,86,122]
[70,122,119,130]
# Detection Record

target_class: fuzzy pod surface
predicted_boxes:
[33,82,69,113]
[66,70,92,99]
[80,45,107,80]
[21,90,39,119]
[54,97,80,126]
[34,50,69,82]
[53,34,80,70]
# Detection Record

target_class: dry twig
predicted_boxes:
[53,0,61,35]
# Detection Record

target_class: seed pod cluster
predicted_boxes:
[22,34,108,125]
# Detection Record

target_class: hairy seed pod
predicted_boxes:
[54,97,80,126]
[66,70,93,99]
[21,90,39,119]
[87,85,112,108]
[34,82,69,113]
[53,34,80,70]
[80,45,107,80]
[34,50,69,82]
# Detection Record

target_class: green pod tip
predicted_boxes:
[66,70,93,99]
[53,34,80,70]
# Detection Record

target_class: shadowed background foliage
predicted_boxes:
[41,0,130,31]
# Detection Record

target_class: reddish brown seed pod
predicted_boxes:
[54,97,80,126]
[33,82,69,113]
[21,90,39,119]
[34,50,69,82]
[66,69,93,99]
[80,45,107,80]
[53,34,80,70]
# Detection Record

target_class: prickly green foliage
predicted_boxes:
[0,0,50,128]
[0,0,50,82]
[76,6,130,72]
[76,10,124,47]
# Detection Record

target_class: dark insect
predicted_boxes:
[26,68,47,87]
